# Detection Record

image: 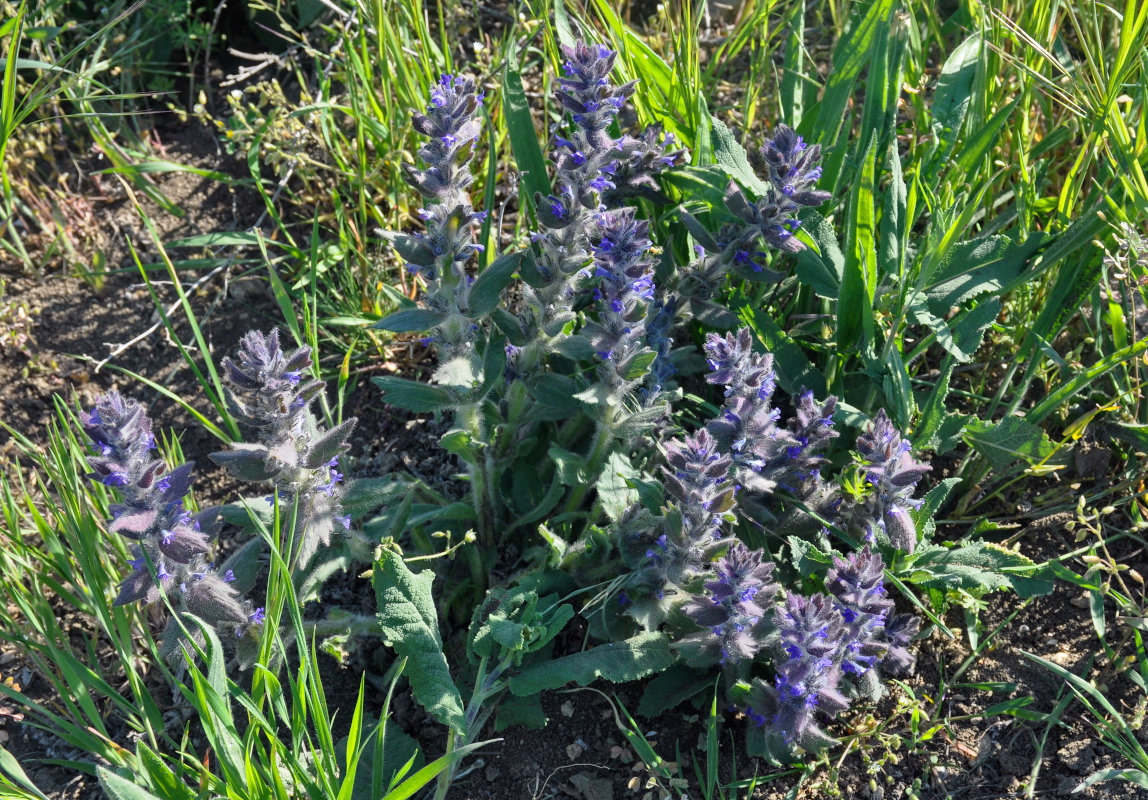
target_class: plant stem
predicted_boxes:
[433,654,511,800]
[561,410,616,516]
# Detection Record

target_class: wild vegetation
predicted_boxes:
[0,0,1147,798]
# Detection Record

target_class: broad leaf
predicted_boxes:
[964,416,1057,470]
[372,376,454,413]
[508,632,674,696]
[373,552,465,732]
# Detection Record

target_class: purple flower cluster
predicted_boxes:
[211,330,356,566]
[756,593,852,748]
[662,429,737,548]
[395,74,486,357]
[852,410,931,553]
[681,543,779,666]
[824,547,919,677]
[702,328,837,496]
[82,392,261,639]
[584,208,656,395]
[739,548,919,748]
[519,41,681,363]
[681,125,829,301]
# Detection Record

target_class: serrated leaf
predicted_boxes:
[913,357,955,451]
[788,536,834,580]
[373,552,465,733]
[908,541,1052,597]
[372,376,454,413]
[964,416,1057,470]
[373,307,447,333]
[508,632,674,696]
[924,232,1052,314]
[710,117,768,196]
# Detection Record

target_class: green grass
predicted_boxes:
[2,0,1148,796]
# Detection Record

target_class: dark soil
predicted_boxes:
[0,56,1145,800]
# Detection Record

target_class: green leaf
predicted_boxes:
[779,1,805,128]
[137,742,195,800]
[373,552,465,733]
[907,541,1052,597]
[372,376,454,413]
[837,135,877,353]
[913,356,955,451]
[1027,339,1148,425]
[924,232,1052,314]
[503,47,552,209]
[525,373,583,418]
[468,252,521,317]
[950,297,1001,359]
[788,536,835,581]
[1075,769,1148,793]
[508,632,674,696]
[912,476,962,540]
[0,746,49,800]
[340,475,414,518]
[637,664,710,717]
[882,344,914,429]
[373,307,447,333]
[953,97,1018,178]
[813,0,895,158]
[495,692,548,730]
[665,166,730,207]
[710,116,768,196]
[964,416,1057,470]
[793,212,844,297]
[879,138,906,277]
[598,451,639,523]
[98,768,162,800]
[927,33,981,178]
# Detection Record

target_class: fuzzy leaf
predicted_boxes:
[303,419,357,469]
[372,376,454,413]
[597,451,638,523]
[373,552,465,733]
[907,541,1052,597]
[339,475,414,518]
[508,632,674,697]
[208,444,279,482]
[98,767,162,800]
[468,252,521,317]
[710,117,769,196]
[924,232,1052,314]
[373,307,447,333]
[964,416,1057,470]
